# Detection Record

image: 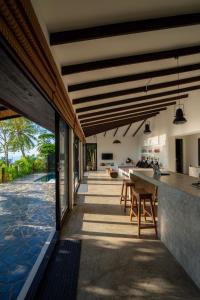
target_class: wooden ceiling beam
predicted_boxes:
[78,94,187,119]
[51,13,200,45]
[113,128,118,137]
[76,90,191,113]
[69,63,200,92]
[82,110,159,129]
[123,124,132,137]
[82,109,162,128]
[132,120,146,137]
[80,101,175,124]
[73,75,200,104]
[84,113,158,137]
[62,45,200,74]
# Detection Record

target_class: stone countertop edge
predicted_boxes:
[130,170,200,199]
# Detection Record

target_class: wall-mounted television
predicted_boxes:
[102,153,113,160]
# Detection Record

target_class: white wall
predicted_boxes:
[137,90,200,173]
[86,126,140,170]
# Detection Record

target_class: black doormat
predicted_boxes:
[34,239,81,300]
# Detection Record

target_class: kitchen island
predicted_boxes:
[130,169,200,289]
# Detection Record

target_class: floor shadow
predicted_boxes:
[62,172,200,300]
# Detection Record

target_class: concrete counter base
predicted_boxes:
[130,170,200,289]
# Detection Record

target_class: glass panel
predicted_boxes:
[0,117,56,299]
[59,119,69,218]
[74,136,80,190]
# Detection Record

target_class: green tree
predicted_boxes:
[0,120,12,165]
[37,133,55,156]
[9,117,37,157]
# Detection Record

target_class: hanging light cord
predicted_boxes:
[145,77,152,95]
[176,56,180,106]
[145,78,152,124]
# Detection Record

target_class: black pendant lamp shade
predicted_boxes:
[173,57,187,125]
[173,106,187,124]
[113,139,121,144]
[144,122,151,134]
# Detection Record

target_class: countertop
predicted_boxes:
[130,170,200,198]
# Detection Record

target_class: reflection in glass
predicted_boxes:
[59,119,69,218]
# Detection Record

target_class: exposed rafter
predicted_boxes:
[83,112,159,130]
[69,63,200,92]
[123,124,132,137]
[81,108,166,127]
[82,108,161,129]
[73,75,200,104]
[62,45,200,74]
[132,120,146,137]
[113,128,118,137]
[51,13,200,45]
[84,113,158,137]
[78,94,187,119]
[76,90,191,113]
[80,102,175,124]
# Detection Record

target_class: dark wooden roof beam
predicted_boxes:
[73,75,200,104]
[51,13,200,45]
[69,63,200,92]
[62,45,200,74]
[76,90,192,113]
[82,108,160,129]
[84,113,158,137]
[78,94,188,119]
[123,124,132,137]
[113,128,118,137]
[132,120,146,137]
[80,102,175,124]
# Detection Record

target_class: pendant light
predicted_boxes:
[113,139,121,144]
[143,79,153,135]
[144,121,151,134]
[173,57,187,125]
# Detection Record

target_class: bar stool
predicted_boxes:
[120,179,135,212]
[130,186,157,238]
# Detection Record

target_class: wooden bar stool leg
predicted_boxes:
[130,188,133,221]
[142,199,147,221]
[150,196,157,237]
[138,196,141,237]
[130,198,133,222]
[124,185,128,212]
[120,181,124,204]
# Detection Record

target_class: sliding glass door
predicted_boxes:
[58,118,69,221]
[74,136,80,190]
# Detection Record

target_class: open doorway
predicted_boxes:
[85,143,97,171]
[176,138,183,173]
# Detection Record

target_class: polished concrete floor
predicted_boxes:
[61,171,200,300]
